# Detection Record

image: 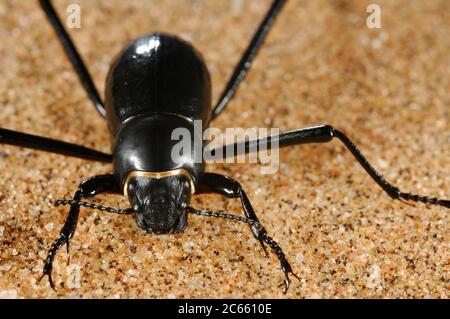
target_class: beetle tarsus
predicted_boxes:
[38,263,56,291]
[259,239,270,258]
[39,233,68,290]
[66,241,71,265]
[259,230,298,293]
[37,271,56,291]
[39,175,121,290]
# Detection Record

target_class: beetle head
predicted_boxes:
[126,175,191,234]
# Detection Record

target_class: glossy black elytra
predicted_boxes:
[1,0,449,292]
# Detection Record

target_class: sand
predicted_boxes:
[0,0,448,298]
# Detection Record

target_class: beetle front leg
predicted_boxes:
[197,173,299,292]
[197,173,272,256]
[39,174,120,289]
[254,226,300,293]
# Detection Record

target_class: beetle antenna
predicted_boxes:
[187,207,263,229]
[54,199,134,215]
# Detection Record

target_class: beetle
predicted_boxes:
[1,0,448,292]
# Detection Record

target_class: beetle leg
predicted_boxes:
[197,173,275,257]
[39,0,106,117]
[255,226,301,293]
[188,207,300,293]
[0,127,112,162]
[39,174,121,289]
[212,124,450,210]
[211,0,287,121]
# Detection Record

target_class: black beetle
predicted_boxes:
[0,0,448,292]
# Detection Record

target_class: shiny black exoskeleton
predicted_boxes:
[2,0,448,292]
[107,33,211,233]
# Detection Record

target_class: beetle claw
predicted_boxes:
[38,271,56,291]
